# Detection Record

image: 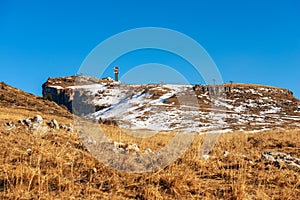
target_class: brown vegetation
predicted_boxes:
[0,82,72,122]
[0,81,299,199]
[1,121,299,199]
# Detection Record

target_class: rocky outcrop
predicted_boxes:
[42,76,300,132]
[42,77,74,112]
[48,119,59,130]
[5,115,74,133]
[42,76,114,114]
[262,151,300,172]
[193,84,294,97]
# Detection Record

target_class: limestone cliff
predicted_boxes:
[42,76,300,132]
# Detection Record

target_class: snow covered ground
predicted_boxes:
[47,79,300,134]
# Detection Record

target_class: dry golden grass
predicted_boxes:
[0,120,299,199]
[1,81,299,199]
[222,82,287,90]
[0,107,73,125]
[0,81,73,124]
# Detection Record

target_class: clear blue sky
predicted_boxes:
[0,0,299,98]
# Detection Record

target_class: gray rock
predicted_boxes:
[126,143,139,152]
[5,121,15,127]
[262,151,300,171]
[67,124,74,132]
[145,148,152,154]
[112,142,140,153]
[33,115,43,124]
[113,142,126,154]
[23,118,32,126]
[49,119,59,130]
[5,121,16,130]
[18,119,25,125]
[31,123,41,130]
[59,123,74,132]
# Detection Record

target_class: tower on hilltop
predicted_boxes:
[114,66,119,81]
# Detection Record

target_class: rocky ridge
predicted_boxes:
[42,76,300,133]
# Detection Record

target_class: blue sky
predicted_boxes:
[0,0,299,98]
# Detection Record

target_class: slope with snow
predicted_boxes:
[43,76,300,133]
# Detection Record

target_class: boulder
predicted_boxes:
[18,119,25,125]
[113,142,127,154]
[23,118,32,126]
[145,148,152,154]
[262,151,300,171]
[48,119,59,130]
[126,143,140,152]
[5,121,15,127]
[67,124,74,132]
[112,142,140,153]
[5,121,16,130]
[59,123,74,132]
[31,123,42,130]
[33,115,43,124]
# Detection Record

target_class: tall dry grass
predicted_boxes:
[0,122,299,199]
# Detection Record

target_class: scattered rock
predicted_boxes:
[99,118,118,126]
[19,115,46,131]
[26,148,32,156]
[113,142,127,154]
[5,121,15,127]
[145,148,152,154]
[126,143,139,152]
[262,151,300,171]
[102,77,114,81]
[5,121,16,130]
[60,123,74,132]
[112,142,140,154]
[59,124,66,129]
[23,118,32,127]
[18,119,24,125]
[223,151,230,157]
[48,119,59,130]
[33,115,43,124]
[67,124,74,132]
[202,154,210,160]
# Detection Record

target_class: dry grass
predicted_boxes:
[1,81,299,199]
[0,107,73,125]
[0,121,299,199]
[222,82,287,90]
[0,82,72,123]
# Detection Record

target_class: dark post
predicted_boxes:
[229,80,233,92]
[114,66,119,81]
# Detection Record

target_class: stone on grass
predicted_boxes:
[33,115,43,124]
[49,119,59,130]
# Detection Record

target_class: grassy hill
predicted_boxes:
[0,82,299,199]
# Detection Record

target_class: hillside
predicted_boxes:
[0,81,300,199]
[0,81,72,123]
[42,76,300,133]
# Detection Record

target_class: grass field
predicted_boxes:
[1,121,299,199]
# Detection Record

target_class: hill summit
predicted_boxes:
[0,80,300,199]
[42,76,300,133]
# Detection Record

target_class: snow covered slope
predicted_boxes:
[43,76,300,133]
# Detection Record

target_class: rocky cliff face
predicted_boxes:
[42,76,300,133]
[42,77,74,112]
[42,76,109,113]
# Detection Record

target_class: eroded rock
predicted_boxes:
[262,151,300,171]
[60,123,74,132]
[48,119,59,130]
[33,115,43,124]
